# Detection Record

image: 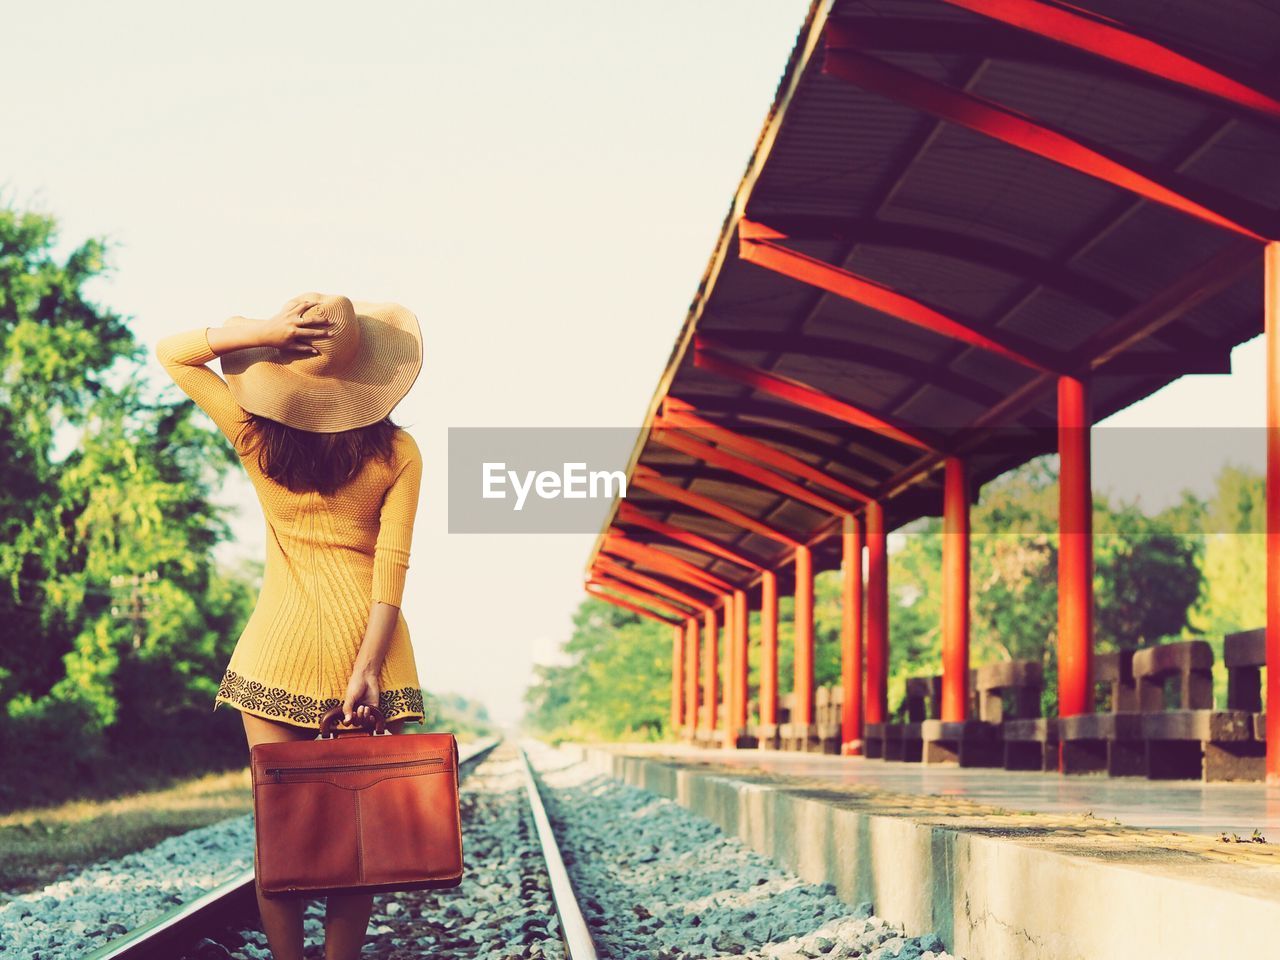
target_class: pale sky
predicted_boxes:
[5,1,1267,724]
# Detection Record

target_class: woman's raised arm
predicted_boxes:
[153,298,325,452]
[154,326,256,453]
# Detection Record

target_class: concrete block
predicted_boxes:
[864,722,887,759]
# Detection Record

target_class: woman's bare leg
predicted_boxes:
[323,718,406,960]
[242,711,316,960]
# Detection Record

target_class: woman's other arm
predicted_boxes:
[344,434,423,725]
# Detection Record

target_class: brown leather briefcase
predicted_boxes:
[250,705,463,897]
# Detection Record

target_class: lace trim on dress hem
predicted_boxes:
[215,668,425,725]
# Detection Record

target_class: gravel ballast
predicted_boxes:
[0,814,253,959]
[525,739,962,960]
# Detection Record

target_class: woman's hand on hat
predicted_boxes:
[257,298,328,355]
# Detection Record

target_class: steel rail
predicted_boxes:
[85,736,503,960]
[517,744,599,960]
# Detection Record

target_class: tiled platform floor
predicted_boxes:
[624,742,1280,839]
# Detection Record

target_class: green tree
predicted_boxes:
[423,691,497,740]
[1094,501,1201,649]
[523,597,671,741]
[0,205,256,806]
[0,209,132,705]
[873,458,1202,717]
[1188,464,1265,635]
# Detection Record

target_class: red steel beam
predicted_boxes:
[588,576,701,619]
[704,606,720,736]
[759,569,779,727]
[1058,376,1094,728]
[684,617,700,738]
[667,394,916,476]
[941,457,971,722]
[724,591,737,748]
[725,589,747,748]
[740,215,1135,317]
[937,0,1280,121]
[821,38,1270,241]
[793,545,815,727]
[671,622,684,729]
[603,533,736,593]
[651,424,851,517]
[841,513,865,755]
[865,501,889,726]
[662,396,873,503]
[739,219,1053,372]
[594,558,712,612]
[1267,243,1280,784]
[616,502,764,572]
[611,548,732,597]
[586,584,683,625]
[694,340,936,452]
[734,588,749,735]
[632,465,802,547]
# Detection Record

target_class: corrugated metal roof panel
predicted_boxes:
[1180,121,1280,208]
[977,61,1217,166]
[1000,289,1117,354]
[885,125,1122,254]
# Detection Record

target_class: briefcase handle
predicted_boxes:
[316,704,391,739]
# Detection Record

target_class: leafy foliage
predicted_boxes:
[1187,465,1265,636]
[0,206,254,808]
[881,458,1202,716]
[423,691,497,740]
[523,597,671,741]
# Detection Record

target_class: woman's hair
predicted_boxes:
[235,413,401,495]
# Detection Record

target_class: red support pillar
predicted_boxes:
[684,617,700,739]
[1058,376,1095,725]
[794,545,815,726]
[865,501,889,725]
[1266,243,1280,784]
[672,622,684,731]
[734,589,749,738]
[704,606,719,739]
[941,457,971,722]
[841,514,865,755]
[760,569,779,726]
[723,596,738,749]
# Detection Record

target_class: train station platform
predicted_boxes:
[576,743,1280,960]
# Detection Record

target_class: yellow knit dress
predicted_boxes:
[155,327,425,728]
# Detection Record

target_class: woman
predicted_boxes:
[155,292,425,960]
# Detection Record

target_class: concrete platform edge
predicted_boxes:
[578,745,1279,960]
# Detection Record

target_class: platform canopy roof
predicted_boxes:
[587,0,1280,610]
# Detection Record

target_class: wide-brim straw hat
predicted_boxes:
[219,292,422,433]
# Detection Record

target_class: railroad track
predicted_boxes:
[82,737,600,960]
[83,737,501,960]
[517,742,598,960]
